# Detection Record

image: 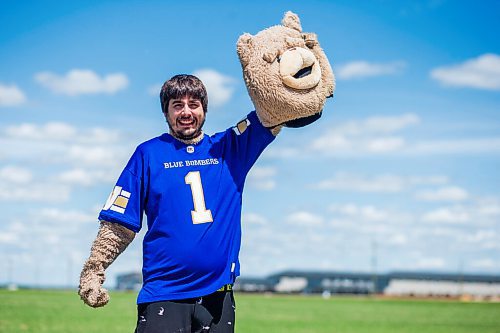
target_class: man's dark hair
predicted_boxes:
[160,74,208,114]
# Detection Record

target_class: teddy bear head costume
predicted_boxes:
[237,11,335,128]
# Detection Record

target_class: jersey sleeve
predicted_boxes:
[98,147,146,233]
[225,111,275,184]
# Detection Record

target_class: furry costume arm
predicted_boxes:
[79,220,135,307]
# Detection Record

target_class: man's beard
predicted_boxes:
[167,117,205,141]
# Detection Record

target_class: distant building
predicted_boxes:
[385,271,500,298]
[233,277,274,292]
[266,271,383,294]
[235,270,500,299]
[116,270,500,299]
[116,272,142,291]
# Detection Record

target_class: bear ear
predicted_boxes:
[302,32,318,48]
[237,33,254,67]
[282,11,302,32]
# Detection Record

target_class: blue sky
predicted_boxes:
[1,0,499,287]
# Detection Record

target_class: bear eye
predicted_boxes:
[263,50,279,63]
[285,36,304,49]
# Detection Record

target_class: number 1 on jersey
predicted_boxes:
[185,171,213,224]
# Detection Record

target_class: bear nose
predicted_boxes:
[279,47,321,90]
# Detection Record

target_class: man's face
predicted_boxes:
[166,96,206,140]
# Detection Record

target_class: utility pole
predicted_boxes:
[458,258,464,298]
[371,240,378,295]
[67,255,73,289]
[7,256,17,291]
[8,257,13,285]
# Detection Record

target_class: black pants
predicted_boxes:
[134,290,235,333]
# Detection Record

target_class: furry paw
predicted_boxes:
[79,264,109,307]
[78,282,110,308]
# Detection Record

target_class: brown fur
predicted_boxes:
[237,11,335,128]
[78,221,135,307]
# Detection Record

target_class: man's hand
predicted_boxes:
[78,261,109,307]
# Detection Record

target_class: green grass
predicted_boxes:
[1,290,499,333]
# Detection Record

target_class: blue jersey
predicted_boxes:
[98,111,275,303]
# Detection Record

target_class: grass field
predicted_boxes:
[1,290,500,333]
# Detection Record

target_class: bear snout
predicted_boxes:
[279,47,321,90]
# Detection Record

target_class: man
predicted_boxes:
[79,74,277,332]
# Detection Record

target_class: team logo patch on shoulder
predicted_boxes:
[232,118,251,135]
[103,186,131,214]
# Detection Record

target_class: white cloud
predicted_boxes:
[0,166,70,203]
[314,173,405,192]
[192,69,236,108]
[0,122,134,206]
[422,207,470,224]
[415,186,469,202]
[311,113,419,155]
[414,257,446,269]
[430,53,500,90]
[3,123,128,168]
[0,83,26,107]
[148,83,163,96]
[149,69,236,108]
[329,203,359,216]
[247,166,277,190]
[35,69,129,96]
[476,197,500,217]
[286,211,324,226]
[273,113,500,159]
[314,173,454,195]
[409,176,449,186]
[168,191,500,277]
[38,208,96,225]
[463,230,496,244]
[334,113,420,136]
[0,166,33,184]
[79,128,122,144]
[66,145,128,167]
[0,183,71,203]
[4,122,122,145]
[263,147,302,159]
[365,137,406,152]
[387,233,408,245]
[0,232,19,244]
[242,212,268,226]
[329,203,389,222]
[58,169,91,185]
[337,60,406,80]
[57,168,115,186]
[6,122,77,141]
[0,206,108,286]
[248,166,276,179]
[470,259,497,269]
[419,197,500,230]
[412,137,500,154]
[327,204,416,244]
